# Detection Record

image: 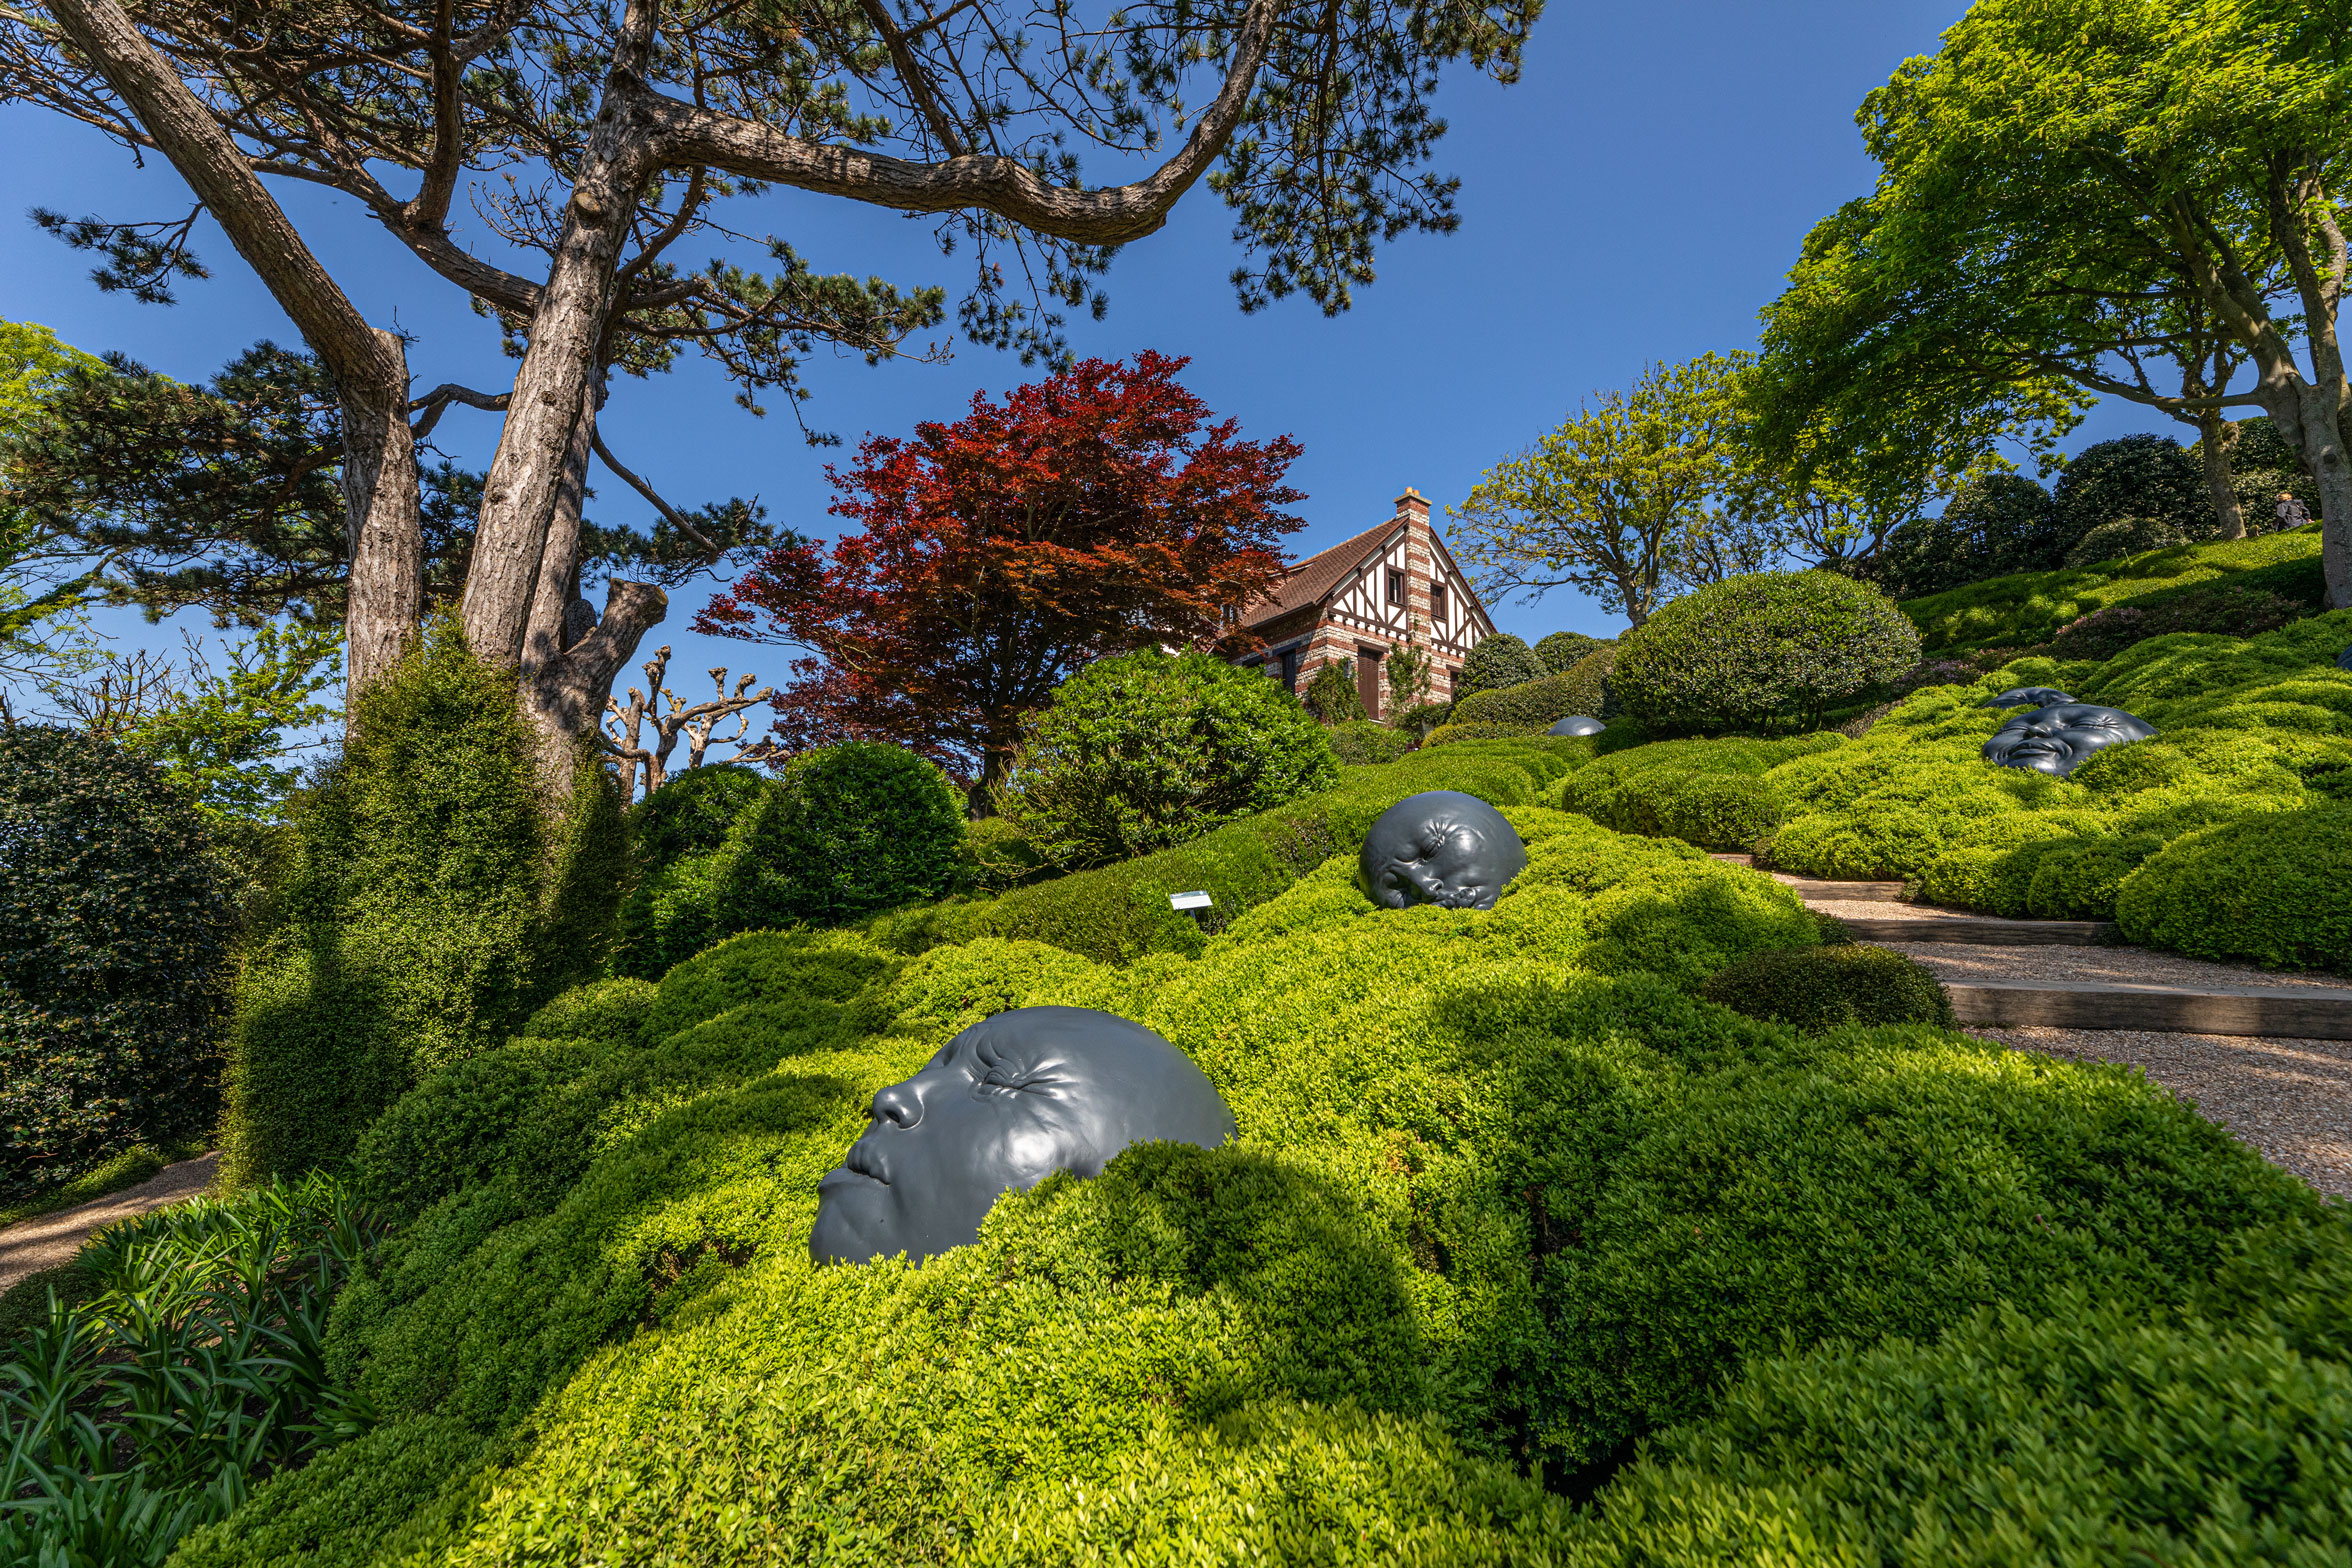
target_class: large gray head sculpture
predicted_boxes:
[1547,715,1605,737]
[1359,790,1528,912]
[1986,686,2074,710]
[810,1006,1235,1265]
[2335,645,2352,673]
[1982,703,2157,777]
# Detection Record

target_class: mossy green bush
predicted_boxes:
[2116,805,2352,969]
[1901,525,2324,653]
[1613,571,1920,735]
[998,648,1338,867]
[220,621,625,1185]
[1535,630,1601,672]
[1556,641,1620,720]
[626,764,765,872]
[1574,1299,2352,1564]
[0,725,232,1197]
[1328,717,1417,764]
[169,779,2347,1564]
[1559,732,1842,852]
[1698,944,1952,1031]
[615,741,965,976]
[1424,719,1544,746]
[958,814,1048,892]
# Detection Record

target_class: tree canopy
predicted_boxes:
[697,352,1304,788]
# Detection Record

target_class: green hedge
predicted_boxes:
[1901,524,2325,654]
[1698,943,1952,1031]
[1560,733,1843,852]
[866,739,1586,964]
[1612,570,1919,735]
[170,781,2346,1564]
[1328,718,1417,764]
[1448,668,1585,728]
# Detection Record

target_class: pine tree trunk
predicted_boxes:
[341,358,426,690]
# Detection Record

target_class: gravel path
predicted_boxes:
[1967,1026,2352,1200]
[0,1152,219,1294]
[1884,940,2352,992]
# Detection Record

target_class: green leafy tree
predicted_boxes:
[1448,355,1746,627]
[2053,436,2215,548]
[1878,473,2062,599]
[1383,621,1436,717]
[0,320,109,682]
[1755,0,2352,593]
[1454,632,1548,699]
[1301,660,1369,725]
[998,648,1337,867]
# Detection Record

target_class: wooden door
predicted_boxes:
[1356,647,1383,719]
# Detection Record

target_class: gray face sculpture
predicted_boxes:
[1547,715,1605,737]
[810,1006,1235,1266]
[1359,790,1528,911]
[1981,702,2157,777]
[1985,686,2074,709]
[2336,646,2352,673]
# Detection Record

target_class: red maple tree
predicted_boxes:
[696,352,1305,792]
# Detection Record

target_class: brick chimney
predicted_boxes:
[1394,487,1430,523]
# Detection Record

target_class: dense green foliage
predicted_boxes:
[162,754,2351,1564]
[627,764,767,873]
[1300,659,1367,723]
[1327,718,1416,764]
[2053,434,2213,546]
[1901,525,2324,653]
[1562,732,1845,851]
[220,622,626,1184]
[998,649,1338,867]
[0,725,231,1197]
[1877,473,2060,600]
[1449,668,1584,729]
[1577,607,2352,970]
[2043,582,2309,663]
[2064,513,2186,568]
[871,741,1584,964]
[1534,630,1601,673]
[1612,571,1920,735]
[0,1175,376,1566]
[1698,943,1953,1032]
[1454,631,1547,698]
[616,741,965,976]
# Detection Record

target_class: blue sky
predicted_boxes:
[2,0,2178,722]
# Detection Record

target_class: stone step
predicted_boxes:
[1777,876,1909,904]
[1837,914,2122,946]
[1948,978,2352,1040]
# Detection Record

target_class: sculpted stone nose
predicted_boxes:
[872,1082,922,1129]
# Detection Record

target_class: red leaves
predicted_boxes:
[694,352,1304,782]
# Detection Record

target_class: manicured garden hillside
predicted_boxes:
[1564,610,2352,970]
[1900,525,2324,654]
[125,728,2350,1567]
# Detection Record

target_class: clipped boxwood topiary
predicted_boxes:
[628,764,767,874]
[1454,632,1547,699]
[1613,571,1921,735]
[2115,805,2352,969]
[999,648,1338,867]
[0,726,233,1197]
[1449,669,1581,729]
[1699,944,1953,1032]
[2063,516,2187,569]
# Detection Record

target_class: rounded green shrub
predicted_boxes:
[1454,633,1547,699]
[627,764,766,873]
[1612,571,1921,735]
[1328,719,1415,764]
[1425,720,1544,746]
[1697,944,1952,1031]
[1449,669,1581,728]
[2116,805,2352,969]
[999,649,1338,867]
[1535,631,1601,674]
[1557,642,1620,720]
[959,816,1048,892]
[2063,515,2187,568]
[0,726,232,1196]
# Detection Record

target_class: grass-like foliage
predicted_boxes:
[0,1175,377,1567]
[1901,524,2324,653]
[0,726,233,1199]
[219,620,627,1184]
[998,648,1339,867]
[1613,570,1919,735]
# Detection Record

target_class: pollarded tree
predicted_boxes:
[1,0,1538,775]
[698,352,1305,793]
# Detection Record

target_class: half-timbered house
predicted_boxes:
[1234,488,1496,718]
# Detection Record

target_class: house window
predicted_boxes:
[1387,568,1407,606]
[1429,584,1448,626]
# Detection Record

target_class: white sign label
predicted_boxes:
[1167,890,1213,911]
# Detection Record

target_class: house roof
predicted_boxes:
[1241,519,1401,627]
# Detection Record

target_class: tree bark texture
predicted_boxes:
[2193,413,2247,541]
[525,578,669,791]
[44,0,424,698]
